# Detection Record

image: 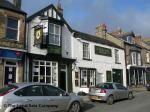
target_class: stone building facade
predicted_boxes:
[0,0,26,88]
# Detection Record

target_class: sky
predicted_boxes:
[21,0,150,38]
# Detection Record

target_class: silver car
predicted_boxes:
[89,82,133,105]
[0,83,83,112]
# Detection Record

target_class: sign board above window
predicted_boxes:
[95,46,112,57]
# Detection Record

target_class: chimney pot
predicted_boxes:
[13,0,21,9]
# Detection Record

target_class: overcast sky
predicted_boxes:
[22,0,150,38]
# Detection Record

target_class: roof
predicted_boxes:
[73,30,124,49]
[0,0,26,15]
[27,4,73,32]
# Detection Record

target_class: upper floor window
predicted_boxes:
[6,17,19,40]
[114,49,120,64]
[146,52,150,63]
[132,52,141,65]
[127,36,135,44]
[49,23,61,46]
[83,42,90,59]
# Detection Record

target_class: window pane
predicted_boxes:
[6,28,17,40]
[7,18,18,29]
[43,85,64,96]
[33,76,38,82]
[55,35,60,45]
[55,25,60,34]
[49,24,54,33]
[49,34,55,44]
[46,67,51,76]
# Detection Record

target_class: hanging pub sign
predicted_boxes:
[34,25,43,46]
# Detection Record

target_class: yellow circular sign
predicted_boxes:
[35,29,41,40]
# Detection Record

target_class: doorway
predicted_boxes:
[60,71,66,91]
[4,60,17,85]
[60,64,67,91]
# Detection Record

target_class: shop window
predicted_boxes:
[80,69,95,87]
[6,17,19,40]
[49,23,61,46]
[32,60,57,86]
[106,71,112,82]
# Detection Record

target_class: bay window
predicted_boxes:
[49,23,61,46]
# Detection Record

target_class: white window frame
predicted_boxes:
[83,42,90,59]
[6,17,19,41]
[80,69,95,87]
[132,52,136,65]
[115,49,120,63]
[32,60,58,86]
[49,23,61,46]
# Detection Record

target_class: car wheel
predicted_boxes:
[68,101,81,112]
[128,92,133,100]
[107,95,114,105]
[11,108,25,112]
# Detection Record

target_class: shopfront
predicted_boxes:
[127,66,146,87]
[0,49,25,88]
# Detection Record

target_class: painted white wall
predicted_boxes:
[27,17,48,55]
[71,37,126,93]
[61,24,72,58]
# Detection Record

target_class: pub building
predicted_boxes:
[26,4,75,92]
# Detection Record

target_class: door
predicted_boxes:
[60,71,66,91]
[115,84,128,99]
[4,61,17,85]
[42,85,70,112]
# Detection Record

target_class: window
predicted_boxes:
[49,23,61,46]
[132,52,141,65]
[115,84,127,90]
[32,60,57,86]
[6,17,18,40]
[115,49,120,63]
[96,83,114,89]
[127,36,135,44]
[83,42,90,59]
[14,85,43,96]
[42,85,66,96]
[80,69,95,87]
[146,52,150,63]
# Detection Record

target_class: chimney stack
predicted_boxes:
[13,0,21,9]
[96,24,107,39]
[135,34,142,45]
[56,0,63,16]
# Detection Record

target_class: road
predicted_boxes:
[83,91,150,112]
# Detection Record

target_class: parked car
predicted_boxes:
[146,83,150,91]
[0,83,84,112]
[89,82,133,105]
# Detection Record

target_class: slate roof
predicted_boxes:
[73,30,124,49]
[27,4,73,32]
[0,0,26,15]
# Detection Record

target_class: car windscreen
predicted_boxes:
[96,83,114,89]
[0,85,18,94]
